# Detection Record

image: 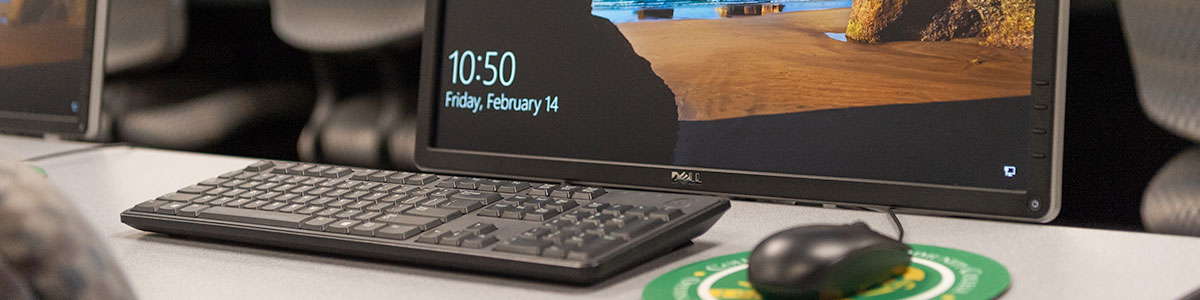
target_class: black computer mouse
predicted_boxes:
[747,223,912,300]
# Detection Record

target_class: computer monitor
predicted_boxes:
[0,0,107,139]
[416,0,1067,222]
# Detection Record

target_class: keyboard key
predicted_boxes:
[439,231,470,246]
[601,204,631,216]
[307,197,335,206]
[477,180,502,192]
[219,170,244,178]
[199,206,312,228]
[519,227,553,240]
[249,173,275,182]
[191,195,218,204]
[254,183,279,191]
[461,234,499,249]
[572,187,607,200]
[625,206,659,218]
[260,202,288,211]
[566,236,623,261]
[369,171,396,182]
[198,177,229,186]
[463,222,498,235]
[649,208,685,221]
[427,189,457,199]
[477,204,502,217]
[158,192,201,202]
[334,210,362,219]
[300,217,336,231]
[544,199,578,212]
[350,170,376,180]
[326,199,354,208]
[245,160,275,171]
[343,191,370,200]
[550,185,581,198]
[316,207,342,217]
[577,202,609,214]
[238,190,264,199]
[353,212,381,221]
[500,205,535,220]
[279,203,305,213]
[541,245,568,259]
[494,238,551,256]
[364,202,393,212]
[416,229,450,244]
[288,164,314,175]
[132,200,171,212]
[224,198,252,208]
[322,167,352,178]
[386,172,413,183]
[243,200,270,209]
[273,193,299,203]
[523,208,560,221]
[454,178,481,190]
[325,219,361,233]
[375,214,442,230]
[296,206,323,215]
[304,165,330,177]
[350,221,387,237]
[254,192,280,201]
[156,202,189,215]
[376,224,421,240]
[609,218,664,240]
[451,191,502,204]
[528,184,556,196]
[208,197,234,206]
[497,181,531,193]
[203,187,230,196]
[178,185,212,194]
[443,199,482,214]
[219,179,246,188]
[405,174,437,185]
[404,206,462,222]
[347,200,373,210]
[541,219,576,229]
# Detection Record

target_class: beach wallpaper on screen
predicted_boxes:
[592,0,1035,121]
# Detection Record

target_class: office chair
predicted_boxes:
[270,0,424,170]
[102,0,314,156]
[1120,0,1200,236]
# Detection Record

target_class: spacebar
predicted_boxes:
[198,207,310,228]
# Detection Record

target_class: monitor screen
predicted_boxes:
[0,0,102,136]
[433,0,1037,191]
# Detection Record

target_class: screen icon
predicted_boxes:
[1003,166,1017,178]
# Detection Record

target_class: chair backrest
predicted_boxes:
[1120,0,1200,143]
[269,0,424,53]
[105,0,188,74]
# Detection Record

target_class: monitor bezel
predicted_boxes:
[0,0,107,140]
[415,0,1067,222]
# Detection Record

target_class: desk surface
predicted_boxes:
[5,135,1200,299]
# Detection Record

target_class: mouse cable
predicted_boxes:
[21,142,130,163]
[886,207,904,242]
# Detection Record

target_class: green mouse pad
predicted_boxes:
[643,244,1009,300]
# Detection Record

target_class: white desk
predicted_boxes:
[5,135,1200,299]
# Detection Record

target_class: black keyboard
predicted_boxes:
[120,161,730,284]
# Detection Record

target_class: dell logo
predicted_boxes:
[671,171,703,185]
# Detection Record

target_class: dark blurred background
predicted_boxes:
[102,0,1193,231]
